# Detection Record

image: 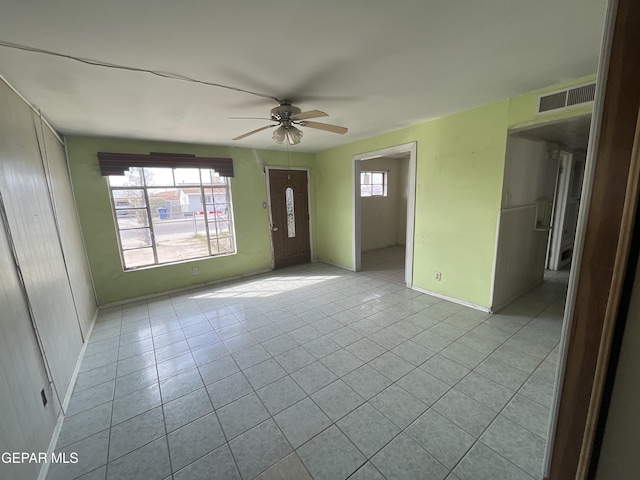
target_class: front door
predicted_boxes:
[268,169,311,269]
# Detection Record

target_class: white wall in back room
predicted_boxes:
[492,136,558,311]
[396,158,409,246]
[361,157,409,252]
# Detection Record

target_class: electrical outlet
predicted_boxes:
[435,271,442,281]
[192,267,198,276]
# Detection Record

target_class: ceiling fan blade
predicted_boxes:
[290,110,328,121]
[301,121,348,135]
[233,125,276,140]
[228,117,273,120]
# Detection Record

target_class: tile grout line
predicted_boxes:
[148,298,177,480]
[103,304,123,480]
[431,291,566,479]
[52,261,565,480]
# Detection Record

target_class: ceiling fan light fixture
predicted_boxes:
[286,126,303,145]
[233,101,346,144]
[272,126,287,144]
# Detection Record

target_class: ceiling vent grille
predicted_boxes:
[536,82,596,114]
[539,91,568,113]
[567,83,596,106]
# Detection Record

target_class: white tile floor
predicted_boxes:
[47,247,567,480]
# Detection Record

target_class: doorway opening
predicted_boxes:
[488,113,595,477]
[352,142,417,287]
[491,114,591,312]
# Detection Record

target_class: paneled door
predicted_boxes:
[268,169,311,269]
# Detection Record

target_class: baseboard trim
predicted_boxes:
[61,309,99,412]
[37,307,98,480]
[491,278,544,313]
[36,411,65,480]
[319,260,355,272]
[99,268,273,309]
[411,286,491,313]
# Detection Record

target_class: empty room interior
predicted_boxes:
[1,1,639,479]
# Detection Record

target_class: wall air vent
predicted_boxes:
[539,91,568,113]
[567,83,596,106]
[536,82,596,114]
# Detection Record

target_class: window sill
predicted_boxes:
[122,251,237,272]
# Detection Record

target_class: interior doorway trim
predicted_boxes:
[264,166,313,270]
[352,142,417,287]
[545,0,636,476]
[508,113,592,137]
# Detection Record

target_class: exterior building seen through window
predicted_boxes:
[108,167,235,269]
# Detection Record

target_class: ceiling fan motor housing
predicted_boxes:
[232,101,346,142]
[270,101,301,123]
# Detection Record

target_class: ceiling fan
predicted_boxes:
[232,100,348,145]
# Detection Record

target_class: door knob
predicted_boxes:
[272,225,279,231]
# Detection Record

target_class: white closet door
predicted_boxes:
[0,209,58,480]
[0,81,83,403]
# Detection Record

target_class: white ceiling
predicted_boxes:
[0,0,607,152]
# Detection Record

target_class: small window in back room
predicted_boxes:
[361,171,387,197]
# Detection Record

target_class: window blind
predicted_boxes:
[97,152,234,177]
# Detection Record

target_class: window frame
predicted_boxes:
[108,166,236,270]
[360,170,388,197]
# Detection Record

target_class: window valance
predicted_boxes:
[97,152,234,177]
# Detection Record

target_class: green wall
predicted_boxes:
[66,137,317,305]
[316,101,510,308]
[315,75,596,309]
[67,75,595,308]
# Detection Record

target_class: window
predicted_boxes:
[109,167,235,270]
[361,171,387,197]
[286,187,296,238]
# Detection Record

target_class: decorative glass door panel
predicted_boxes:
[286,187,296,238]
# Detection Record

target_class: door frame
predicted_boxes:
[546,150,567,270]
[264,166,313,270]
[548,152,585,271]
[352,142,417,287]
[545,0,640,476]
[489,120,590,310]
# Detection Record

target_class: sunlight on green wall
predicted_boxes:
[67,75,595,308]
[66,137,316,305]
